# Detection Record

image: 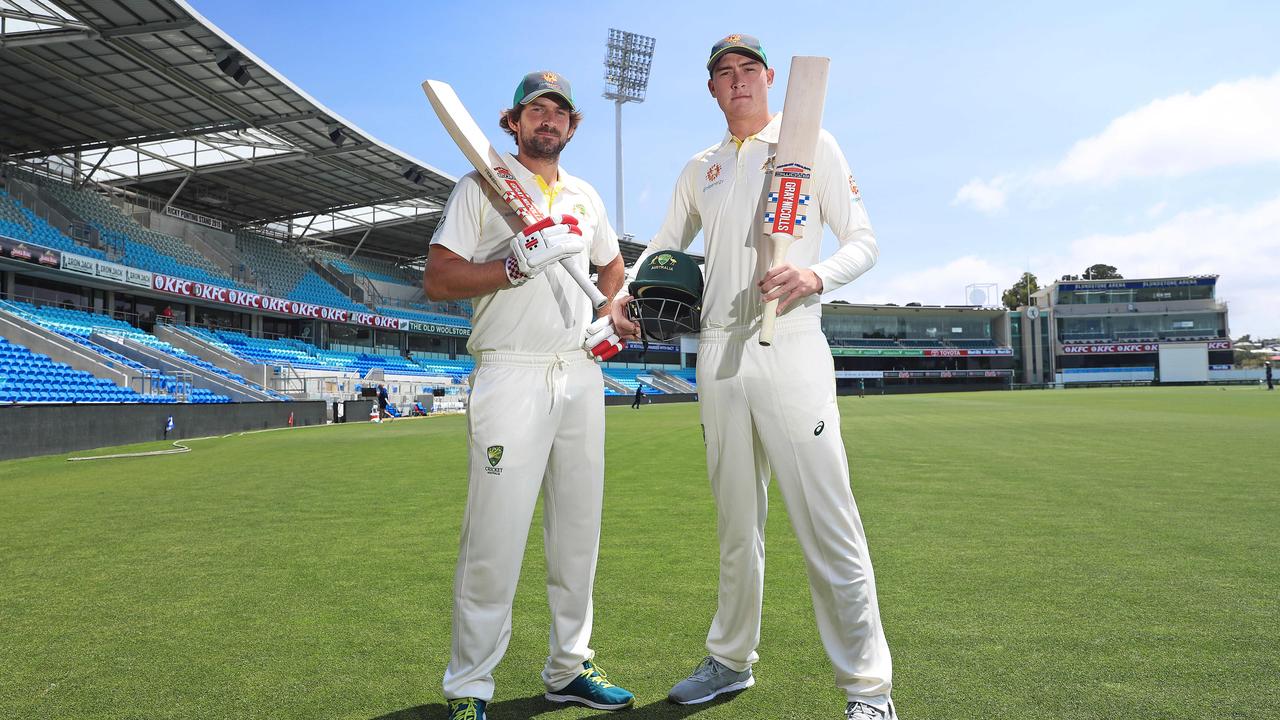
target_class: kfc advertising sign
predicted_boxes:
[151,274,408,330]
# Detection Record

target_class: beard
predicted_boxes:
[521,126,569,160]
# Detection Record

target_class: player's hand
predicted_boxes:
[610,294,641,341]
[583,315,624,362]
[758,262,824,314]
[509,214,584,279]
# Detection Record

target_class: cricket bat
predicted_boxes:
[759,56,830,346]
[421,79,607,309]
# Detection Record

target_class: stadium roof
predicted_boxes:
[0,0,455,260]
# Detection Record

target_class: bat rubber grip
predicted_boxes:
[561,258,608,309]
[759,234,795,346]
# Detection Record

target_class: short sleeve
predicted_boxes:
[588,189,621,266]
[429,172,488,261]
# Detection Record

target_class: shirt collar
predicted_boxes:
[509,155,578,193]
[720,112,783,150]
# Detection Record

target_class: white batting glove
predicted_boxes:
[509,214,584,280]
[583,315,624,362]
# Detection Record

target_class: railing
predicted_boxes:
[308,257,364,304]
[350,270,385,307]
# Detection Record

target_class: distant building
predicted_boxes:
[820,303,1014,393]
[1022,275,1232,384]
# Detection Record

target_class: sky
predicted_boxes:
[193,0,1280,338]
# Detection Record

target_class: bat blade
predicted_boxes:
[422,80,607,309]
[759,56,830,346]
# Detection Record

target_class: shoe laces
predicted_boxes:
[449,698,481,720]
[845,702,885,720]
[581,661,617,689]
[689,656,722,682]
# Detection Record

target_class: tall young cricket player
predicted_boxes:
[424,71,635,720]
[612,36,898,720]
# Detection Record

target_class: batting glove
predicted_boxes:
[509,214,584,279]
[583,315,624,362]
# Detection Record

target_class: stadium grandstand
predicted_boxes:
[819,302,1015,393]
[1015,275,1237,386]
[0,0,470,419]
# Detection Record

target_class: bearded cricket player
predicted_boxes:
[424,70,635,720]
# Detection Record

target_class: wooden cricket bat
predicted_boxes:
[759,56,830,346]
[421,79,607,309]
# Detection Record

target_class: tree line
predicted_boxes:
[1001,264,1123,310]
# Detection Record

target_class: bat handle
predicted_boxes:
[561,257,608,309]
[759,233,795,347]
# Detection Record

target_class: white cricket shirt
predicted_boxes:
[636,112,878,330]
[430,160,619,355]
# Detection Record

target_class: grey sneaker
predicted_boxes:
[667,656,754,705]
[845,700,898,719]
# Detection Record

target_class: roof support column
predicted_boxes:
[163,172,193,211]
[349,226,372,258]
[75,148,110,189]
[297,214,317,240]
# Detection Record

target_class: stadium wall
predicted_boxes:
[841,381,1010,395]
[0,401,325,460]
[604,392,697,406]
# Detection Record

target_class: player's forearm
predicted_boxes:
[810,231,879,293]
[594,255,625,316]
[424,255,510,301]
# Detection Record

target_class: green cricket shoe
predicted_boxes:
[447,697,486,720]
[544,660,636,710]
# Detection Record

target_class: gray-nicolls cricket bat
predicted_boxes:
[421,79,607,309]
[759,56,830,346]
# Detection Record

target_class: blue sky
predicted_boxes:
[194,1,1280,338]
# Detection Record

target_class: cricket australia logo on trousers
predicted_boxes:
[486,445,504,475]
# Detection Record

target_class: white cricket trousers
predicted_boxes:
[696,315,893,706]
[443,351,605,702]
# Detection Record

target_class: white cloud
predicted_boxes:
[954,71,1280,210]
[1146,201,1168,218]
[829,255,1019,308]
[1046,73,1280,185]
[952,176,1009,214]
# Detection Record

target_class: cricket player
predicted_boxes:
[612,35,898,720]
[424,70,635,720]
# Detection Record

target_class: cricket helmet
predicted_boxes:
[627,250,703,342]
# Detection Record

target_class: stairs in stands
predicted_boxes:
[650,369,695,393]
[91,332,278,402]
[601,373,631,395]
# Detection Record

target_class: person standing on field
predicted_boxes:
[611,35,898,720]
[376,383,393,421]
[424,70,635,720]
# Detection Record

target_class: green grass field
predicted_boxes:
[2,386,1277,720]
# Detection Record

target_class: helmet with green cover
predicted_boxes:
[626,250,703,342]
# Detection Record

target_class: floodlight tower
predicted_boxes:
[603,29,655,237]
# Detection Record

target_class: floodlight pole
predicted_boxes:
[603,29,654,239]
[615,99,625,235]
